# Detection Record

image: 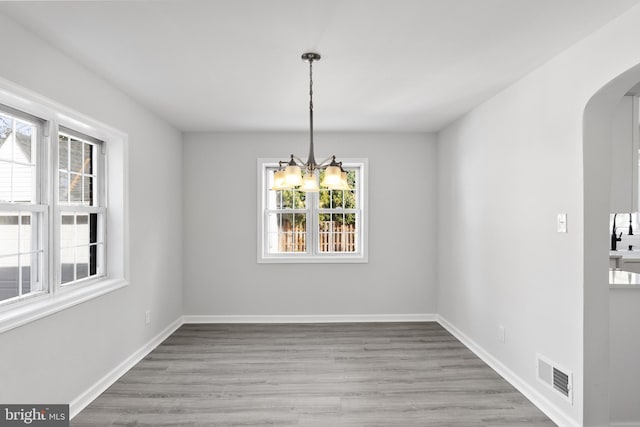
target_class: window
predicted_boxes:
[258,159,368,263]
[58,129,105,285]
[0,107,44,304]
[0,107,107,304]
[0,80,128,333]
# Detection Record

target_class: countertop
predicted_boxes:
[610,250,640,259]
[610,268,640,288]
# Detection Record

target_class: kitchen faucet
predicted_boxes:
[611,213,623,251]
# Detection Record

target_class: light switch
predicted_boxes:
[557,213,567,233]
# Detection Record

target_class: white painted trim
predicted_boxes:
[183,313,437,324]
[70,313,582,427]
[0,75,128,141]
[256,158,369,264]
[72,315,437,418]
[437,315,579,427]
[69,316,184,419]
[0,76,130,334]
[0,278,128,334]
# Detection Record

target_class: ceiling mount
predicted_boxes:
[301,52,321,62]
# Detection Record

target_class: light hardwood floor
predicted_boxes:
[72,322,555,426]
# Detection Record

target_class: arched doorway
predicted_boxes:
[583,62,640,426]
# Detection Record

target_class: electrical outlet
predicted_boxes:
[498,325,506,343]
[145,310,151,325]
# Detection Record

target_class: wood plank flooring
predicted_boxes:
[72,322,555,426]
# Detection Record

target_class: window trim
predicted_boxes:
[55,129,107,287]
[0,76,129,334]
[0,106,48,305]
[257,158,368,264]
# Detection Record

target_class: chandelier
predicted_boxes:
[272,52,349,192]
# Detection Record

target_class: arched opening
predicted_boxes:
[583,62,640,426]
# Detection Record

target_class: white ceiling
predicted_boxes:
[1,0,639,132]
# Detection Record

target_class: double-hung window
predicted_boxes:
[0,107,107,305]
[0,81,128,333]
[0,106,45,303]
[258,159,368,263]
[58,129,105,285]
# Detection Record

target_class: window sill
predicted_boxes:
[258,255,368,264]
[0,278,128,334]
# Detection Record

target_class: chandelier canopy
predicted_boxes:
[272,52,349,192]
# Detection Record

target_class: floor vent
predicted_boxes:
[536,354,573,404]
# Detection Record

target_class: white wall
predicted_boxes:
[0,13,183,407]
[610,289,640,425]
[183,132,437,317]
[437,4,640,426]
[610,96,637,213]
[5,2,640,424]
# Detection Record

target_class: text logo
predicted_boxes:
[1,405,68,426]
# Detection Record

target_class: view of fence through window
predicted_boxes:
[266,169,358,254]
[318,174,357,253]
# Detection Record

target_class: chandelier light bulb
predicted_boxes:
[321,165,342,188]
[301,172,320,192]
[284,164,302,186]
[271,170,288,190]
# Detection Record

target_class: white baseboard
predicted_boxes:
[437,316,579,427]
[183,313,437,324]
[69,316,184,419]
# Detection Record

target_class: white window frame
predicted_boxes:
[0,105,48,306]
[0,76,129,334]
[56,127,107,287]
[257,158,368,263]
